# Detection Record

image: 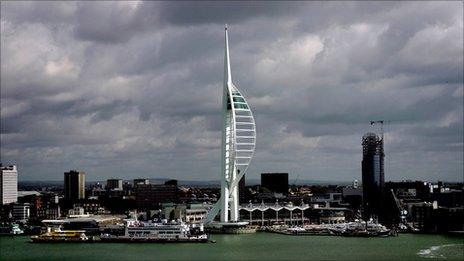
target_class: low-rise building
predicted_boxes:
[12,203,30,221]
[407,201,437,231]
[68,206,90,218]
[161,203,208,223]
[37,203,61,220]
[106,179,123,190]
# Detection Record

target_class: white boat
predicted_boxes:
[286,227,306,233]
[342,220,391,237]
[101,219,209,243]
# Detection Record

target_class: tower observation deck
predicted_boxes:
[205,26,256,224]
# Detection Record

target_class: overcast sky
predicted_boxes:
[1,1,463,182]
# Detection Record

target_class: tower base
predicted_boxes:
[205,221,257,234]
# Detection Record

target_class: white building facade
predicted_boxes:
[1,165,18,205]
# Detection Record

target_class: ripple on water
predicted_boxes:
[417,244,464,259]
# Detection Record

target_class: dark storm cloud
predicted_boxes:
[73,2,156,44]
[156,1,301,25]
[1,1,76,24]
[1,1,462,182]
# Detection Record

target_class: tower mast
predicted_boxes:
[206,25,256,224]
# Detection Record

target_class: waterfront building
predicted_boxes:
[342,185,363,210]
[386,181,464,232]
[37,202,61,220]
[407,201,437,231]
[161,203,208,223]
[12,203,30,221]
[261,173,289,194]
[106,179,123,190]
[361,133,385,220]
[64,170,86,201]
[205,26,256,223]
[238,201,348,226]
[1,165,18,205]
[17,191,41,221]
[68,206,89,218]
[186,207,208,223]
[16,191,62,221]
[432,206,464,233]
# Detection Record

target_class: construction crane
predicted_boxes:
[390,189,407,222]
[370,120,390,184]
[293,174,300,186]
[289,174,300,195]
[370,120,385,141]
[370,120,393,145]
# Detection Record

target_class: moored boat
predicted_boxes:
[30,227,89,243]
[341,220,391,237]
[0,224,24,235]
[100,219,209,243]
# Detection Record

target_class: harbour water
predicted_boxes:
[1,233,463,260]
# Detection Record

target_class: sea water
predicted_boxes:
[1,233,463,260]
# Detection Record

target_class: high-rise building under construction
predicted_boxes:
[362,133,385,220]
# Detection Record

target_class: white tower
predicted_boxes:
[205,26,256,223]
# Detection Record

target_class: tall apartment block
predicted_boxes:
[64,170,86,201]
[1,165,18,205]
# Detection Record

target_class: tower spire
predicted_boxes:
[224,25,232,85]
[205,25,256,224]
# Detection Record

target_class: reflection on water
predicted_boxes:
[417,244,464,259]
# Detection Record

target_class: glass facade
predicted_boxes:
[234,103,249,109]
[373,155,381,186]
[233,97,246,103]
[361,133,385,221]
